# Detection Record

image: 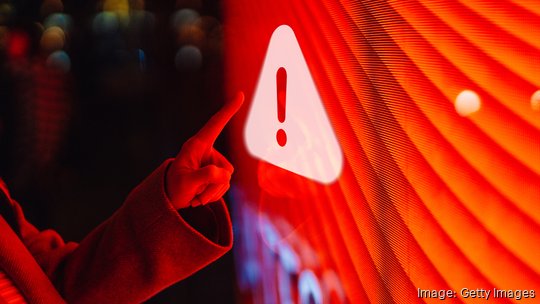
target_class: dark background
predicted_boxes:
[0,0,238,302]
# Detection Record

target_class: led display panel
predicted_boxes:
[224,1,540,303]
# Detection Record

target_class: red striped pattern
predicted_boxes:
[226,1,540,303]
[0,270,27,304]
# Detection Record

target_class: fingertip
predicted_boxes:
[235,91,245,104]
[230,91,244,111]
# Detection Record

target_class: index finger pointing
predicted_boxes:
[195,91,244,144]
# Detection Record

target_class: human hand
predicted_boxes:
[165,92,244,209]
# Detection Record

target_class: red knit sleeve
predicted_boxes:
[11,159,233,303]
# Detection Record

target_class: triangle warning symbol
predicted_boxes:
[244,25,343,184]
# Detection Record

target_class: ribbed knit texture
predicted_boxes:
[0,270,27,304]
[0,160,233,303]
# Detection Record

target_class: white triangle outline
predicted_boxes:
[244,25,344,184]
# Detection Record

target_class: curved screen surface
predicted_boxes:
[224,1,540,303]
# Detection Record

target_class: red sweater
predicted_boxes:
[0,160,233,303]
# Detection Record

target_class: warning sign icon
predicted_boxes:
[244,25,343,184]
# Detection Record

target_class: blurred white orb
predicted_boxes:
[455,90,481,117]
[531,90,540,111]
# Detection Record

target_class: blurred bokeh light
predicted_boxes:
[0,0,234,303]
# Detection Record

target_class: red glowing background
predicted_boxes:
[224,1,540,303]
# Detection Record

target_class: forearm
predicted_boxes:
[20,160,232,303]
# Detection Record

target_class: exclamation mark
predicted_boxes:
[276,67,287,147]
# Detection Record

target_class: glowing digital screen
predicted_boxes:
[243,24,343,184]
[225,1,540,303]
